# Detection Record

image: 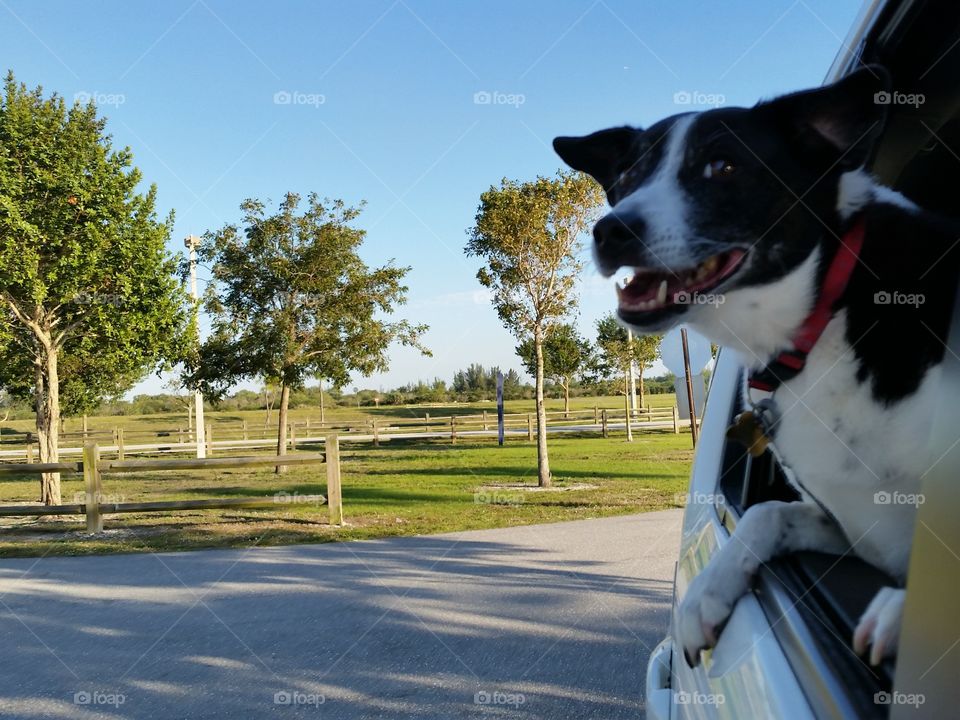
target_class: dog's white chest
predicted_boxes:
[758,311,935,580]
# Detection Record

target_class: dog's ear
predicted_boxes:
[553,127,639,189]
[758,64,892,169]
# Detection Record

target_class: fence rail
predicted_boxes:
[0,436,343,532]
[0,405,689,460]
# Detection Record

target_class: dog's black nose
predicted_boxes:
[593,214,646,274]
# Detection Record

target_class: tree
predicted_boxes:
[452,363,491,398]
[0,73,187,504]
[517,324,591,416]
[594,314,661,408]
[195,192,428,470]
[497,368,525,401]
[466,171,603,486]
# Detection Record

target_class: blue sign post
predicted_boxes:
[496,371,504,446]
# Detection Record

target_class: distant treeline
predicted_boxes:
[0,365,681,419]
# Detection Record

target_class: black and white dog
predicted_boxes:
[554,66,959,667]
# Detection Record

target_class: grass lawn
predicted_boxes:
[0,430,693,558]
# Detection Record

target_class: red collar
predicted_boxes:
[748,217,866,393]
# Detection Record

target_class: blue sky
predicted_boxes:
[2,0,862,395]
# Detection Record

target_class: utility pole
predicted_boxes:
[681,327,699,448]
[627,328,638,416]
[319,379,325,424]
[185,235,206,458]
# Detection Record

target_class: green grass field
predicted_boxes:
[0,427,693,558]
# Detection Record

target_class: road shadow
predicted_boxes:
[0,515,680,719]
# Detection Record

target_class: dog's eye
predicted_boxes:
[703,159,736,179]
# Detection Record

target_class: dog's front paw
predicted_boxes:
[677,566,745,667]
[853,586,905,665]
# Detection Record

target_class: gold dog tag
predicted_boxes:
[726,411,770,458]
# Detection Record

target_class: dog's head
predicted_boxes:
[554,66,891,349]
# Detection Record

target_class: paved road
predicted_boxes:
[0,510,682,719]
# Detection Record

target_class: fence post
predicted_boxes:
[594,405,599,425]
[116,427,125,461]
[425,413,430,434]
[178,426,184,444]
[82,415,88,434]
[206,423,214,456]
[25,433,34,463]
[602,410,608,438]
[451,416,457,445]
[325,434,343,526]
[483,410,489,431]
[527,413,533,441]
[290,423,297,452]
[672,406,680,433]
[242,420,248,441]
[372,420,380,447]
[83,443,103,533]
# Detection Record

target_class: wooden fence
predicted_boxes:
[0,405,686,460]
[0,435,343,532]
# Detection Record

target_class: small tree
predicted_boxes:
[517,324,591,416]
[195,193,428,470]
[0,73,187,504]
[466,172,603,486]
[595,314,661,408]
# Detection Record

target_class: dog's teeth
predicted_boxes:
[656,280,667,305]
[703,256,719,273]
[615,283,623,300]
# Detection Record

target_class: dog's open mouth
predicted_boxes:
[616,249,746,314]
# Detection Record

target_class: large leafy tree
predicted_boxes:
[0,73,187,504]
[196,193,428,469]
[594,313,661,406]
[466,171,602,486]
[517,323,591,415]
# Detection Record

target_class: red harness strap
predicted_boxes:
[748,217,866,393]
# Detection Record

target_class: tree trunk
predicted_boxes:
[562,378,570,418]
[275,382,290,474]
[534,328,551,487]
[35,345,61,505]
